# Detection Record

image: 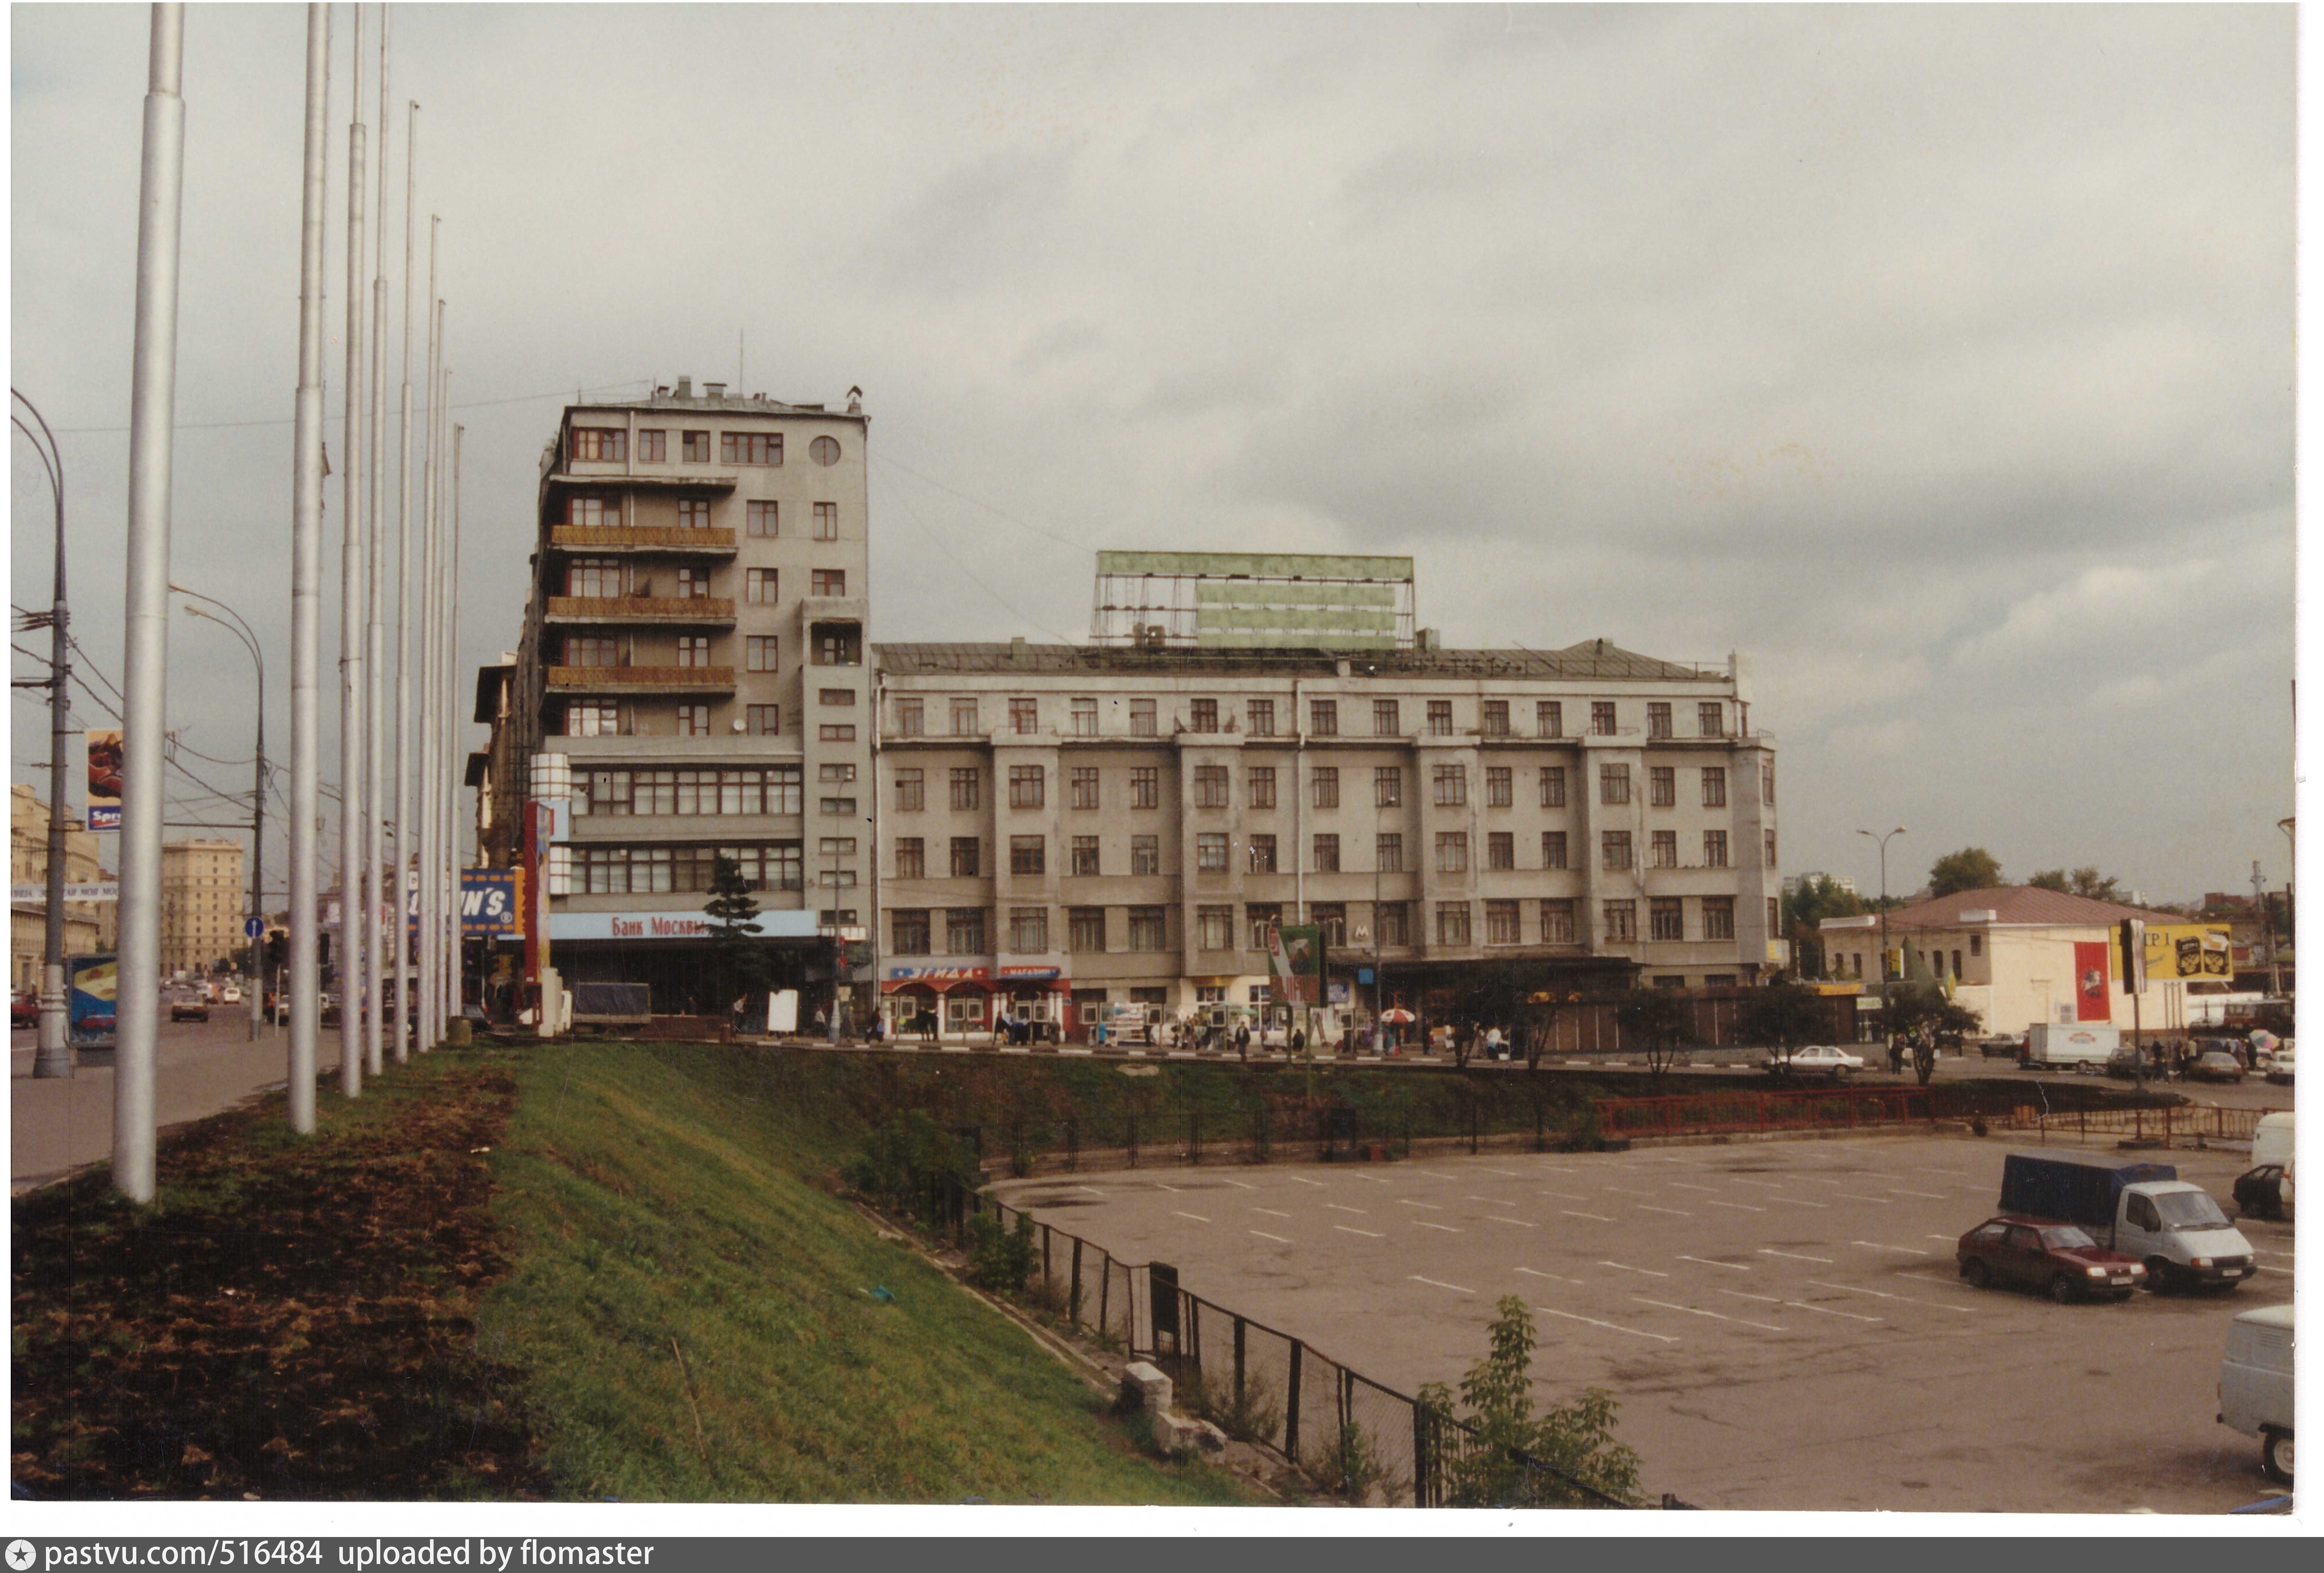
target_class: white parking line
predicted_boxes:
[1676,1255,1752,1272]
[1466,1196,1509,1204]
[1287,1176,1326,1187]
[1925,1235,1958,1243]
[1785,1300,1882,1323]
[1172,1210,1211,1224]
[1535,1305,1680,1344]
[2256,1248,2295,1258]
[1634,1296,1788,1333]
[1398,1198,1444,1210]
[1515,1266,1584,1285]
[1728,1178,1790,1189]
[1839,1194,1894,1205]
[2257,1265,2293,1275]
[1883,1189,1947,1200]
[1759,1249,1836,1263]
[1480,1168,1521,1178]
[1721,1289,1784,1304]
[1486,1216,1537,1228]
[1598,1260,1672,1278]
[1806,1279,1975,1314]
[1249,1229,1292,1243]
[1418,1171,1461,1181]
[1786,1175,1847,1187]
[1154,1182,1182,1193]
[1562,1210,1616,1223]
[1351,1173,1388,1185]
[1412,1274,1476,1294]
[1911,1168,1966,1177]
[1539,1190,1591,1201]
[1852,1240,1933,1255]
[1325,1203,1369,1215]
[1667,1182,1721,1194]
[1416,1221,1465,1233]
[1335,1224,1386,1238]
[1534,1164,1578,1174]
[1766,1197,1831,1209]
[1220,1178,1256,1190]
[1251,1207,1292,1218]
[1602,1186,1660,1197]
[1704,1200,1766,1212]
[1637,1204,1694,1217]
[1078,1186,1107,1196]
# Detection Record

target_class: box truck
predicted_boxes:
[2025,1023,2118,1069]
[1997,1149,2257,1293]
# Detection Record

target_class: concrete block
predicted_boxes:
[1154,1410,1228,1456]
[1120,1361,1172,1414]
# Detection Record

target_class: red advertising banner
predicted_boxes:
[2073,941,2112,1021]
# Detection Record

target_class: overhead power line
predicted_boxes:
[47,377,656,436]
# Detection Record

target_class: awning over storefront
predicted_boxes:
[880,966,991,994]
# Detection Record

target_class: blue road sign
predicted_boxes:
[244,915,265,939]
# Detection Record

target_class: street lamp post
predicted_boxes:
[1858,827,1906,1068]
[173,586,265,1041]
[13,390,76,1080]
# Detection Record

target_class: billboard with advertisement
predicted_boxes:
[2073,940,2112,1021]
[460,868,524,936]
[85,730,123,831]
[2141,923,2233,982]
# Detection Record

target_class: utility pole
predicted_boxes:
[364,2,390,1079]
[2253,859,2280,999]
[173,587,265,1042]
[13,392,76,1079]
[115,1,188,1201]
[448,420,465,1029]
[391,99,417,1062]
[288,1,330,1135]
[1858,826,1906,1074]
[416,266,440,1052]
[338,1,369,1100]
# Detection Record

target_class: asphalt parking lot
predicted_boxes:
[993,1130,2294,1514]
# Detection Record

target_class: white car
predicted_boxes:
[1765,1044,1865,1081]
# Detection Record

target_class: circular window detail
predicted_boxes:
[810,436,841,466]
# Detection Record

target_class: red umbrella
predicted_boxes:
[1379,1007,1417,1024]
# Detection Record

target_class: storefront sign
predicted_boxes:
[10,883,119,903]
[548,908,820,942]
[460,869,524,937]
[886,965,990,983]
[997,965,1062,980]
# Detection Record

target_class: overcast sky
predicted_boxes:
[10,4,2297,907]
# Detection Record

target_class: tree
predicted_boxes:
[2030,867,2118,900]
[1877,983,1983,1086]
[1781,875,1867,978]
[1928,847,2004,897]
[1616,987,1695,1096]
[704,853,772,1007]
[1737,980,1832,1070]
[1416,1296,1640,1508]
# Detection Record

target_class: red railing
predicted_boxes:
[1592,1085,1980,1139]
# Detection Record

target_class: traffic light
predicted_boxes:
[264,930,288,972]
[318,930,332,970]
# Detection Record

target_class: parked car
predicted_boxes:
[2233,1164,2292,1223]
[169,996,209,1023]
[2188,1050,2247,1083]
[2104,1045,2145,1080]
[1979,1034,2026,1059]
[2218,1303,2294,1487]
[1765,1044,1864,1081]
[2264,1045,2294,1086]
[219,984,242,1004]
[12,993,40,1029]
[1956,1215,2147,1302]
[1997,1150,2256,1293]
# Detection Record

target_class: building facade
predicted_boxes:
[160,838,244,977]
[10,784,116,994]
[487,380,873,1012]
[870,637,1781,1036]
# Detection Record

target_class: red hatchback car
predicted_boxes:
[1957,1215,2148,1303]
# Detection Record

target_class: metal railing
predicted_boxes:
[1997,1101,2266,1147]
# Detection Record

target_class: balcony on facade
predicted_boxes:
[547,524,738,556]
[545,469,740,493]
[542,595,737,628]
[544,665,736,695]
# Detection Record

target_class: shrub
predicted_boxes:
[1306,1420,1398,1506]
[1177,1366,1283,1449]
[967,1210,1037,1293]
[841,1109,977,1221]
[1417,1296,1640,1507]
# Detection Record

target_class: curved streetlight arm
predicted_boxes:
[174,591,269,1041]
[13,390,75,1078]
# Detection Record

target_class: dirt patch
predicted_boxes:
[12,1055,543,1499]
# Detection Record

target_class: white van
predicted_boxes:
[2218,1303,2294,1486]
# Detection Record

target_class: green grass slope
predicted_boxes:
[482,1041,1258,1504]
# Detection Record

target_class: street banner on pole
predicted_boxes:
[85,730,123,830]
[1267,922,1326,1005]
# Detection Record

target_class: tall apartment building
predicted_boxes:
[10,784,117,993]
[870,631,1780,1036]
[160,838,245,977]
[489,380,872,1011]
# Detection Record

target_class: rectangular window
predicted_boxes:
[1542,830,1568,869]
[949,769,980,811]
[746,500,778,537]
[1069,767,1100,810]
[895,769,925,812]
[1130,699,1157,737]
[1373,699,1400,736]
[1372,766,1402,809]
[1189,698,1218,733]
[674,566,712,599]
[676,498,711,530]
[1198,906,1234,952]
[1309,699,1337,736]
[1009,697,1038,734]
[1246,903,1283,949]
[1540,767,1567,808]
[1247,698,1275,736]
[1602,900,1636,942]
[1486,766,1513,808]
[567,556,624,598]
[1765,830,1777,866]
[1542,899,1577,943]
[566,494,620,529]
[949,838,981,878]
[895,698,924,737]
[1008,907,1049,953]
[1701,702,1725,738]
[1247,767,1276,808]
[1481,700,1509,737]
[1486,900,1522,945]
[1588,702,1616,736]
[1432,764,1467,807]
[813,502,839,541]
[818,724,855,743]
[1130,768,1159,809]
[1310,767,1339,809]
[1651,830,1677,868]
[1248,834,1278,874]
[945,908,987,954]
[1436,902,1472,946]
[1308,903,1346,947]
[677,705,710,736]
[564,634,620,667]
[570,427,626,462]
[1068,697,1097,737]
[1127,906,1167,951]
[1702,767,1727,808]
[1070,835,1100,877]
[1195,765,1230,809]
[1131,835,1160,876]
[1196,832,1229,873]
[720,431,781,466]
[1427,700,1453,736]
[895,838,925,879]
[1008,765,1045,810]
[941,698,973,736]
[1375,833,1402,873]
[810,569,846,597]
[1537,700,1562,738]
[683,430,711,463]
[638,429,667,462]
[1649,767,1676,808]
[1762,760,1776,806]
[1312,834,1341,873]
[1069,907,1106,952]
[1487,831,1514,871]
[1376,902,1409,947]
[819,687,857,709]
[818,794,856,814]
[1651,897,1684,941]
[1602,831,1633,870]
[675,635,711,667]
[1435,831,1468,874]
[891,909,931,956]
[1599,764,1630,804]
[1648,702,1672,740]
[1703,830,1727,867]
[1008,836,1044,876]
[1703,897,1736,941]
